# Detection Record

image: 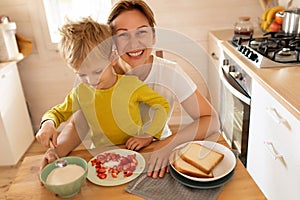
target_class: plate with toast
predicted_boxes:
[169,141,236,182]
[169,164,235,189]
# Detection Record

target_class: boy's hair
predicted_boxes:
[107,0,156,33]
[59,17,112,70]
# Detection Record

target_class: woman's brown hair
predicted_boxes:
[107,0,156,33]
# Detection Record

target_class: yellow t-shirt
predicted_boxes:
[42,75,170,147]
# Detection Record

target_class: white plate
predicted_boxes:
[87,149,145,186]
[169,141,236,182]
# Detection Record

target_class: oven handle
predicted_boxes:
[219,66,251,105]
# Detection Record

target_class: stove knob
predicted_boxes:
[229,65,235,72]
[223,59,229,65]
[246,50,253,57]
[249,52,258,62]
[241,46,248,54]
[238,45,244,52]
[234,72,243,80]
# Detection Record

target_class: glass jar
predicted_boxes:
[234,17,254,35]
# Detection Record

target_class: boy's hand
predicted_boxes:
[35,120,57,148]
[39,148,57,186]
[126,135,153,151]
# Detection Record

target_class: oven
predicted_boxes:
[218,53,252,167]
[218,31,300,167]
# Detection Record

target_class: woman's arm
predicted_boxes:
[180,90,220,140]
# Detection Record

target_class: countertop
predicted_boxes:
[0,54,24,71]
[209,29,300,121]
[5,133,266,200]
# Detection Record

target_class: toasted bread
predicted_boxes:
[179,143,224,174]
[171,150,213,178]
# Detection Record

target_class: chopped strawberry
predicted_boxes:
[111,172,118,178]
[97,173,107,179]
[124,171,133,177]
[96,167,107,174]
[91,159,97,166]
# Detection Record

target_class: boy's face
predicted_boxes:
[76,57,115,89]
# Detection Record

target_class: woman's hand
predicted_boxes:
[35,120,58,148]
[146,147,170,178]
[126,135,153,151]
[146,139,174,178]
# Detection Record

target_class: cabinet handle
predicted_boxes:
[211,52,219,61]
[264,141,283,160]
[266,107,286,124]
[266,107,291,130]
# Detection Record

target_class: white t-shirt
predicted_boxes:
[141,55,197,139]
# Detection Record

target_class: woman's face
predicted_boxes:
[112,9,155,69]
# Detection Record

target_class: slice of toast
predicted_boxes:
[179,143,224,174]
[171,150,214,178]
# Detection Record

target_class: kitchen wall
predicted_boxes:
[0,0,262,131]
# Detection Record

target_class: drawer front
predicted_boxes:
[247,81,300,200]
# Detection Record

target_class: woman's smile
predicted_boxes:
[127,49,144,57]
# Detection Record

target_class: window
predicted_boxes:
[43,0,112,44]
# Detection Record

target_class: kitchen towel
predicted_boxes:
[125,173,222,200]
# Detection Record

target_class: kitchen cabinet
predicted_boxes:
[207,32,223,114]
[247,80,300,200]
[0,62,34,166]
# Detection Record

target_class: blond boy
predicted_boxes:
[36,17,170,150]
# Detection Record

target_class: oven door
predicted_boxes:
[218,65,250,166]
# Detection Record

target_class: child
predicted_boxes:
[36,17,170,150]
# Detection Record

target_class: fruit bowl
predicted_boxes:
[260,5,284,32]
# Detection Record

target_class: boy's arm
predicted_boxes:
[36,90,79,147]
[40,110,90,170]
[137,85,170,139]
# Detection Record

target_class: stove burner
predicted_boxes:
[249,40,261,47]
[277,48,292,56]
[232,32,300,64]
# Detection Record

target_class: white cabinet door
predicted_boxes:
[247,80,300,200]
[0,62,34,165]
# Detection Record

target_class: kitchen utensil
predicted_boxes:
[281,8,300,35]
[51,147,68,168]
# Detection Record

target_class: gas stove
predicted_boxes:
[230,32,300,68]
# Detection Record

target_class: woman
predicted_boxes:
[38,0,220,178]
